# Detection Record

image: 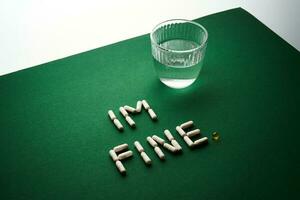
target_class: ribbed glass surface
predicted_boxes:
[150,19,208,89]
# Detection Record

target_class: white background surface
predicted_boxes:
[242,0,300,52]
[0,0,299,76]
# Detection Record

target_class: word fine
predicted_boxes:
[108,99,157,131]
[109,120,208,175]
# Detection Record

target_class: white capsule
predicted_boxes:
[176,126,186,137]
[134,141,144,153]
[113,143,128,153]
[142,100,150,110]
[119,107,128,117]
[124,105,136,113]
[186,129,200,137]
[154,146,165,160]
[125,116,135,127]
[135,101,142,113]
[171,140,182,151]
[113,119,124,131]
[192,137,208,147]
[115,160,126,174]
[108,110,116,120]
[141,152,151,165]
[118,150,133,160]
[164,129,174,141]
[183,136,194,147]
[148,108,157,120]
[180,121,194,129]
[109,149,119,161]
[152,135,165,145]
[147,136,158,147]
[163,143,177,152]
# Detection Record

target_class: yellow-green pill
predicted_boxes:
[212,132,220,141]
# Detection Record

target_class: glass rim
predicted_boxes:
[150,19,208,53]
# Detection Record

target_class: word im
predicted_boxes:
[108,99,157,131]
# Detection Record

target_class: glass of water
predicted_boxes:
[150,19,208,89]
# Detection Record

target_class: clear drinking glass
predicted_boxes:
[150,19,208,89]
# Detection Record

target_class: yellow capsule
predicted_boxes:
[212,132,220,141]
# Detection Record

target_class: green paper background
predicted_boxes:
[0,8,299,200]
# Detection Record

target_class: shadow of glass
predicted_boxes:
[146,74,217,115]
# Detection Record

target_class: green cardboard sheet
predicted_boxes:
[0,8,299,200]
